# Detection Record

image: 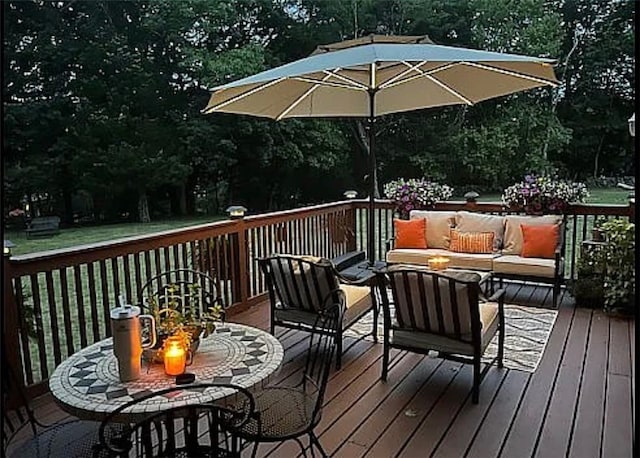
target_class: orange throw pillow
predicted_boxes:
[394,218,427,249]
[520,224,559,258]
[449,229,494,254]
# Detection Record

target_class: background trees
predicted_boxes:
[3,0,635,223]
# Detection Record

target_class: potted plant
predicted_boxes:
[591,216,607,242]
[502,174,589,215]
[572,247,606,308]
[383,178,453,219]
[143,282,224,363]
[601,218,635,314]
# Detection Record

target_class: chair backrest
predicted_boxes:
[302,303,341,425]
[377,266,482,342]
[96,383,255,458]
[259,255,341,313]
[2,363,38,454]
[138,268,225,320]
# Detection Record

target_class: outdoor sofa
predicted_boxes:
[386,210,566,307]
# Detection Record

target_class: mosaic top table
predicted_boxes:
[49,322,284,421]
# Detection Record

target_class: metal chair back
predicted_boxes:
[96,383,255,457]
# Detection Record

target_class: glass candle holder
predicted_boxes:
[163,336,187,376]
[428,256,450,271]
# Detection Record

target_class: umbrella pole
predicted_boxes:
[367,90,376,266]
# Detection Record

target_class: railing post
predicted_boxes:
[629,198,635,223]
[3,256,26,400]
[236,218,249,307]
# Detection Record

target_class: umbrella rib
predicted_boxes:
[380,62,460,90]
[275,72,337,120]
[378,61,428,89]
[202,77,287,113]
[322,70,369,90]
[462,62,559,86]
[292,77,366,91]
[402,63,474,105]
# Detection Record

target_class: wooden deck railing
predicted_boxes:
[2,198,633,397]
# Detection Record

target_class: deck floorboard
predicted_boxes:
[22,282,634,458]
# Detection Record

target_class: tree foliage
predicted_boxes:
[2,0,634,223]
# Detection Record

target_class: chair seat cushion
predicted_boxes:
[275,284,372,328]
[493,255,558,278]
[391,301,499,355]
[237,387,316,439]
[386,248,498,271]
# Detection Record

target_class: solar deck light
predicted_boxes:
[4,239,16,257]
[343,190,358,199]
[628,113,635,137]
[226,205,247,219]
[464,191,480,203]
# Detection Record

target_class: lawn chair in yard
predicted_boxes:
[259,254,376,369]
[375,265,506,403]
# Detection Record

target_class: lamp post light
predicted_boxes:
[464,191,480,203]
[4,240,16,257]
[628,113,635,137]
[343,190,358,199]
[226,206,247,219]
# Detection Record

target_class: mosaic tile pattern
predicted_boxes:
[49,323,283,420]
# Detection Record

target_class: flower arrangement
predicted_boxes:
[384,178,454,218]
[144,282,224,362]
[502,174,589,214]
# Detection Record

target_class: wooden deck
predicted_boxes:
[27,282,635,457]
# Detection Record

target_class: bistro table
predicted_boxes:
[49,322,284,422]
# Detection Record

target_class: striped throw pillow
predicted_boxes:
[449,229,495,254]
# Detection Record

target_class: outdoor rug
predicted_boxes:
[344,300,557,373]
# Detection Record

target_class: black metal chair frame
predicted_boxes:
[375,267,506,404]
[138,268,227,321]
[259,254,376,369]
[3,363,103,458]
[234,303,340,458]
[95,383,256,458]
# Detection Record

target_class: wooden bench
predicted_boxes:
[25,216,61,238]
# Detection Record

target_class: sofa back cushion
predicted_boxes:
[449,229,495,254]
[454,211,505,252]
[394,218,427,249]
[503,215,563,255]
[409,211,457,249]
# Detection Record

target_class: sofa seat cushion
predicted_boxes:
[390,300,499,355]
[493,255,559,278]
[387,248,498,271]
[274,284,372,328]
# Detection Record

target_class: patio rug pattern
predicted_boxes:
[344,301,557,373]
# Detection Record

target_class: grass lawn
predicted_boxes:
[460,187,632,205]
[6,215,224,256]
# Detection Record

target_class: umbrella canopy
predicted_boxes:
[203,34,559,263]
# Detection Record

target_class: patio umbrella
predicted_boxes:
[203,34,559,265]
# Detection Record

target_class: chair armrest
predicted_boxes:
[385,237,396,252]
[487,288,506,304]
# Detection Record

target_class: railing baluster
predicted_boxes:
[45,271,63,366]
[87,263,100,342]
[14,276,34,385]
[59,268,75,356]
[99,260,110,337]
[73,265,88,348]
[29,273,48,380]
[123,254,132,303]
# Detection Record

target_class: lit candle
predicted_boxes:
[428,256,450,271]
[163,337,187,376]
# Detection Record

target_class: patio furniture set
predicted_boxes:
[5,243,514,457]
